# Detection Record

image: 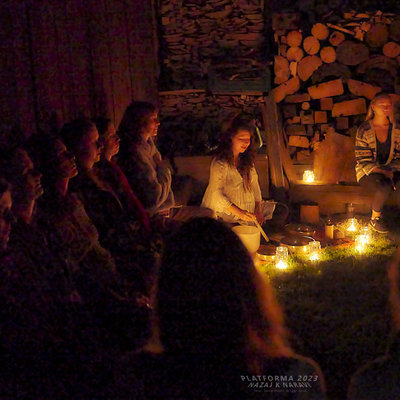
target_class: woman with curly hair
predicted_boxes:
[202,117,276,225]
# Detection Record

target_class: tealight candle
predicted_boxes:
[361,226,371,244]
[303,170,315,183]
[355,234,368,253]
[347,218,358,232]
[308,241,321,261]
[276,246,289,270]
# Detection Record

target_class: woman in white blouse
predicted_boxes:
[202,118,275,225]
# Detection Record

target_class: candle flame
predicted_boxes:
[276,260,288,270]
[309,253,320,261]
[347,218,357,232]
[303,170,315,183]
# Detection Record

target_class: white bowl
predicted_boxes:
[232,225,260,254]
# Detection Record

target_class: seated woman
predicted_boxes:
[355,93,400,234]
[94,116,151,233]
[27,134,121,299]
[117,101,214,221]
[0,150,80,396]
[115,218,326,399]
[60,118,156,295]
[202,117,277,225]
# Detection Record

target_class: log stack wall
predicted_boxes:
[272,10,400,174]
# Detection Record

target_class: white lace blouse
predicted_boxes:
[202,158,273,223]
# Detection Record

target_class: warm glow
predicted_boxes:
[355,234,368,253]
[347,218,357,232]
[308,241,321,261]
[275,246,289,270]
[303,170,315,183]
[361,226,371,244]
[276,260,288,270]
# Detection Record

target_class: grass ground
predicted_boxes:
[261,211,399,399]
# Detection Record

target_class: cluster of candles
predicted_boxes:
[274,222,372,270]
[275,241,321,270]
[346,218,372,253]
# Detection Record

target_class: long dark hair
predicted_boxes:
[215,117,256,191]
[59,118,96,156]
[153,218,291,373]
[26,134,67,201]
[117,101,157,146]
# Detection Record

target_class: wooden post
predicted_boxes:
[260,94,287,189]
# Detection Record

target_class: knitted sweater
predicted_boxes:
[355,121,400,182]
[119,138,175,216]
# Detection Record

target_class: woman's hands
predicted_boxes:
[238,209,257,222]
[227,204,257,222]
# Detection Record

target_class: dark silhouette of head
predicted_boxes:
[118,101,157,146]
[155,217,291,373]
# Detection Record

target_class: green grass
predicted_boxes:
[260,234,397,400]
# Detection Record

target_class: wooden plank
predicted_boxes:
[315,111,327,123]
[285,93,311,103]
[320,97,333,110]
[347,79,381,100]
[308,79,344,99]
[286,125,306,135]
[300,111,314,124]
[259,95,287,188]
[288,135,309,148]
[332,98,367,117]
[273,76,300,103]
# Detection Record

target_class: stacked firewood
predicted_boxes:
[160,0,265,89]
[158,90,264,156]
[159,90,264,117]
[272,10,400,163]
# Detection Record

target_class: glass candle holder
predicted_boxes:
[346,217,358,233]
[308,241,321,261]
[361,225,371,244]
[275,246,289,270]
[355,234,368,253]
[303,170,315,183]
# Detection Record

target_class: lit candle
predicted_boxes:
[303,170,315,183]
[275,246,289,270]
[347,218,358,232]
[355,234,367,253]
[361,226,371,244]
[308,241,321,261]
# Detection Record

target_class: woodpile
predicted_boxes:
[159,0,266,89]
[272,10,400,170]
[158,89,264,155]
